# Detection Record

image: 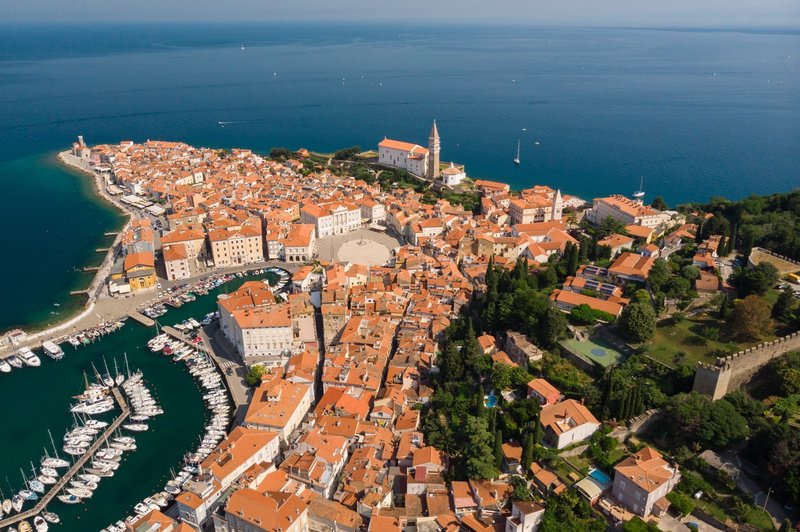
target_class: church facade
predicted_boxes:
[378,121,442,179]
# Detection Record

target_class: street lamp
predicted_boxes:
[763,487,772,511]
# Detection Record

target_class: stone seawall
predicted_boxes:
[693,331,800,400]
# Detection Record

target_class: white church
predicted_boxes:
[378,121,466,186]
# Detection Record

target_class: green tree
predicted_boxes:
[441,342,464,382]
[494,430,504,470]
[539,306,569,348]
[522,432,534,473]
[728,295,773,341]
[680,265,700,281]
[623,516,661,532]
[729,223,738,254]
[464,416,499,479]
[244,365,267,386]
[651,197,668,211]
[618,303,657,342]
[773,287,796,320]
[269,147,292,159]
[732,262,779,297]
[565,242,580,276]
[666,492,696,517]
[647,259,671,293]
[333,145,361,160]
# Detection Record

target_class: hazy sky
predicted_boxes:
[3,0,799,26]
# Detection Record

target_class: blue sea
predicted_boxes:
[0,23,798,332]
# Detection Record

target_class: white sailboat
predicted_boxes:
[513,139,521,165]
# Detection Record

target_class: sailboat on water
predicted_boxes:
[513,139,521,166]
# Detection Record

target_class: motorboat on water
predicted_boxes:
[123,423,148,432]
[112,436,135,445]
[42,511,60,524]
[33,516,49,532]
[3,498,13,514]
[57,494,81,504]
[7,354,24,368]
[18,347,41,367]
[18,520,32,532]
[41,341,64,360]
[12,493,25,511]
[79,473,101,483]
[0,358,11,373]
[85,467,114,478]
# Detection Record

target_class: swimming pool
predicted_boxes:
[484,394,498,408]
[589,468,612,485]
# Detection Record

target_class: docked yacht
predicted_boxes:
[41,341,64,360]
[0,358,11,373]
[42,511,60,524]
[7,354,24,368]
[33,515,49,532]
[18,348,41,367]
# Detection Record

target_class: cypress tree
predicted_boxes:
[729,224,738,254]
[695,219,704,243]
[494,430,504,471]
[522,433,534,473]
[718,233,728,258]
[532,420,544,446]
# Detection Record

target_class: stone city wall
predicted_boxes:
[692,330,800,400]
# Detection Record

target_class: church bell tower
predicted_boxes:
[427,120,440,180]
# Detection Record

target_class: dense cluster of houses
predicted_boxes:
[72,138,696,531]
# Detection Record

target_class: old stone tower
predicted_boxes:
[427,120,441,180]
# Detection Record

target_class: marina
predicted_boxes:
[0,389,129,530]
[0,270,281,531]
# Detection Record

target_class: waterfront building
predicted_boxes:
[378,120,451,180]
[586,194,673,231]
[207,217,264,267]
[200,427,281,490]
[243,373,313,444]
[509,189,563,225]
[611,447,680,517]
[161,225,207,262]
[440,162,466,186]
[228,305,295,365]
[216,488,308,532]
[162,243,191,281]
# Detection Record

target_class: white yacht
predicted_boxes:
[41,341,64,360]
[7,354,24,368]
[33,516,49,532]
[0,358,11,373]
[18,348,41,367]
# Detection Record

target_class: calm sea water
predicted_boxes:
[0,23,798,329]
[0,275,266,531]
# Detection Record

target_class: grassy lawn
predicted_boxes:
[744,507,775,530]
[645,315,743,368]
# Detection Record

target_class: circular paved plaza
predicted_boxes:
[318,228,403,266]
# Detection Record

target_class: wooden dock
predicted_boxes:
[127,311,155,327]
[82,266,100,272]
[0,388,130,529]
